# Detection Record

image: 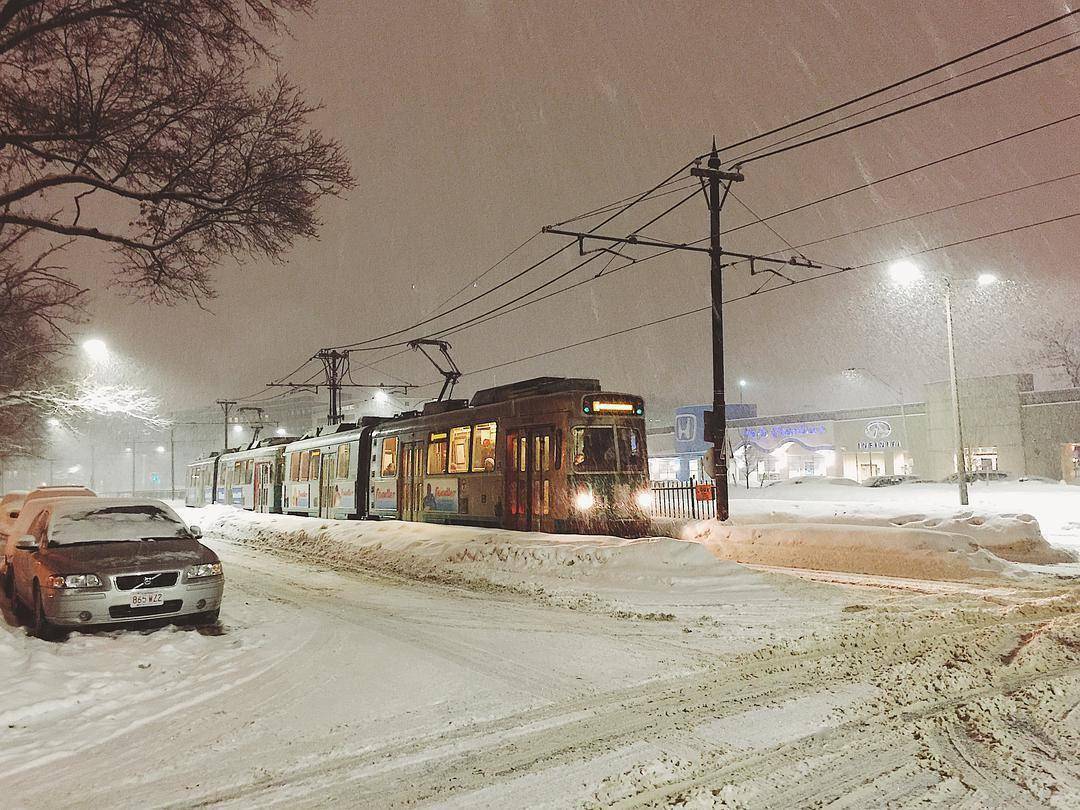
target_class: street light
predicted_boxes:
[47,417,61,428]
[888,261,1000,505]
[155,445,165,454]
[374,389,389,404]
[275,427,288,437]
[81,338,109,363]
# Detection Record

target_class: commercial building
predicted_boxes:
[649,373,1080,485]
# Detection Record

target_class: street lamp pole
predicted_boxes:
[943,278,970,506]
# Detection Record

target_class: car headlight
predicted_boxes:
[634,490,653,510]
[573,490,595,511]
[185,562,223,579]
[46,574,102,589]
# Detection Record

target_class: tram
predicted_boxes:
[186,377,652,536]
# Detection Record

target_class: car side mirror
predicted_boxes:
[15,535,37,551]
[188,525,203,539]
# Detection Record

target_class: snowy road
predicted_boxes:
[3,517,1079,808]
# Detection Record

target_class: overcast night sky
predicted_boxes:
[81,0,1080,419]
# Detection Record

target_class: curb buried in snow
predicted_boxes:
[183,505,1049,585]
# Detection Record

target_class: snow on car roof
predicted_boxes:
[45,496,180,518]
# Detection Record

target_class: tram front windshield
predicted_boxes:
[572,426,644,473]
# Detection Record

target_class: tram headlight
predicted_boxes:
[573,490,595,512]
[634,490,653,510]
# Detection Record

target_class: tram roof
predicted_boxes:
[470,376,600,407]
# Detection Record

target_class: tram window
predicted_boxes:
[337,444,351,478]
[427,433,448,474]
[534,435,551,472]
[471,422,497,472]
[289,452,299,481]
[617,427,645,471]
[449,426,471,473]
[571,426,617,472]
[299,450,310,481]
[380,437,398,476]
[310,451,321,480]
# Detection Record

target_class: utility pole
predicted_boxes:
[943,279,970,506]
[266,350,408,427]
[216,399,237,451]
[690,141,743,521]
[316,349,349,425]
[169,426,176,498]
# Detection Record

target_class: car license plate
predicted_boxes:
[131,591,164,608]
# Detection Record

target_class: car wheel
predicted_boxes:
[195,608,220,625]
[31,583,59,641]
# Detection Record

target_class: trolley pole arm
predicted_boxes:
[408,339,462,401]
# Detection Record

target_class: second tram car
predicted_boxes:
[281,419,384,519]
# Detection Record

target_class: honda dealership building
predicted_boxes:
[648,373,1080,485]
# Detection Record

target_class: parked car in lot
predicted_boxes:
[860,475,934,487]
[0,490,28,531]
[21,485,96,507]
[1,487,96,589]
[5,497,223,638]
[942,471,1011,483]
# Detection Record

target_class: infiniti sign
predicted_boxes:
[864,420,893,440]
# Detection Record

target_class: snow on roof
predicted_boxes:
[46,496,181,521]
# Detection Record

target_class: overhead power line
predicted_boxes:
[328,158,699,352]
[410,209,1080,387]
[415,119,1080,343]
[735,41,1080,166]
[724,110,1080,235]
[712,8,1080,157]
[728,27,1080,166]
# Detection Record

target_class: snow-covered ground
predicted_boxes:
[1,492,1078,808]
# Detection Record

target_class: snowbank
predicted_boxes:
[734,480,1080,556]
[683,520,1024,582]
[192,507,797,617]
[185,503,1033,597]
[723,503,1075,565]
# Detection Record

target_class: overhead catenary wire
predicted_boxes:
[408,209,1080,388]
[733,41,1080,167]
[710,8,1080,158]
[327,158,700,352]
[721,168,1080,267]
[346,185,710,353]
[727,26,1080,166]
[724,109,1080,236]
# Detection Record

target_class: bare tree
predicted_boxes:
[0,0,353,303]
[1032,320,1080,388]
[0,224,85,457]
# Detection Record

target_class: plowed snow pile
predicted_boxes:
[189,504,1028,590]
[684,520,1023,582]
[726,502,1075,564]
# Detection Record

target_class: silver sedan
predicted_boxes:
[7,497,224,638]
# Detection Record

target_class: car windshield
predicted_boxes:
[49,505,188,545]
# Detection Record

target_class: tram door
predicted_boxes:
[319,451,336,517]
[399,441,425,521]
[506,429,554,532]
[254,460,272,512]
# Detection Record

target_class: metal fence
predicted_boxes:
[650,477,717,520]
